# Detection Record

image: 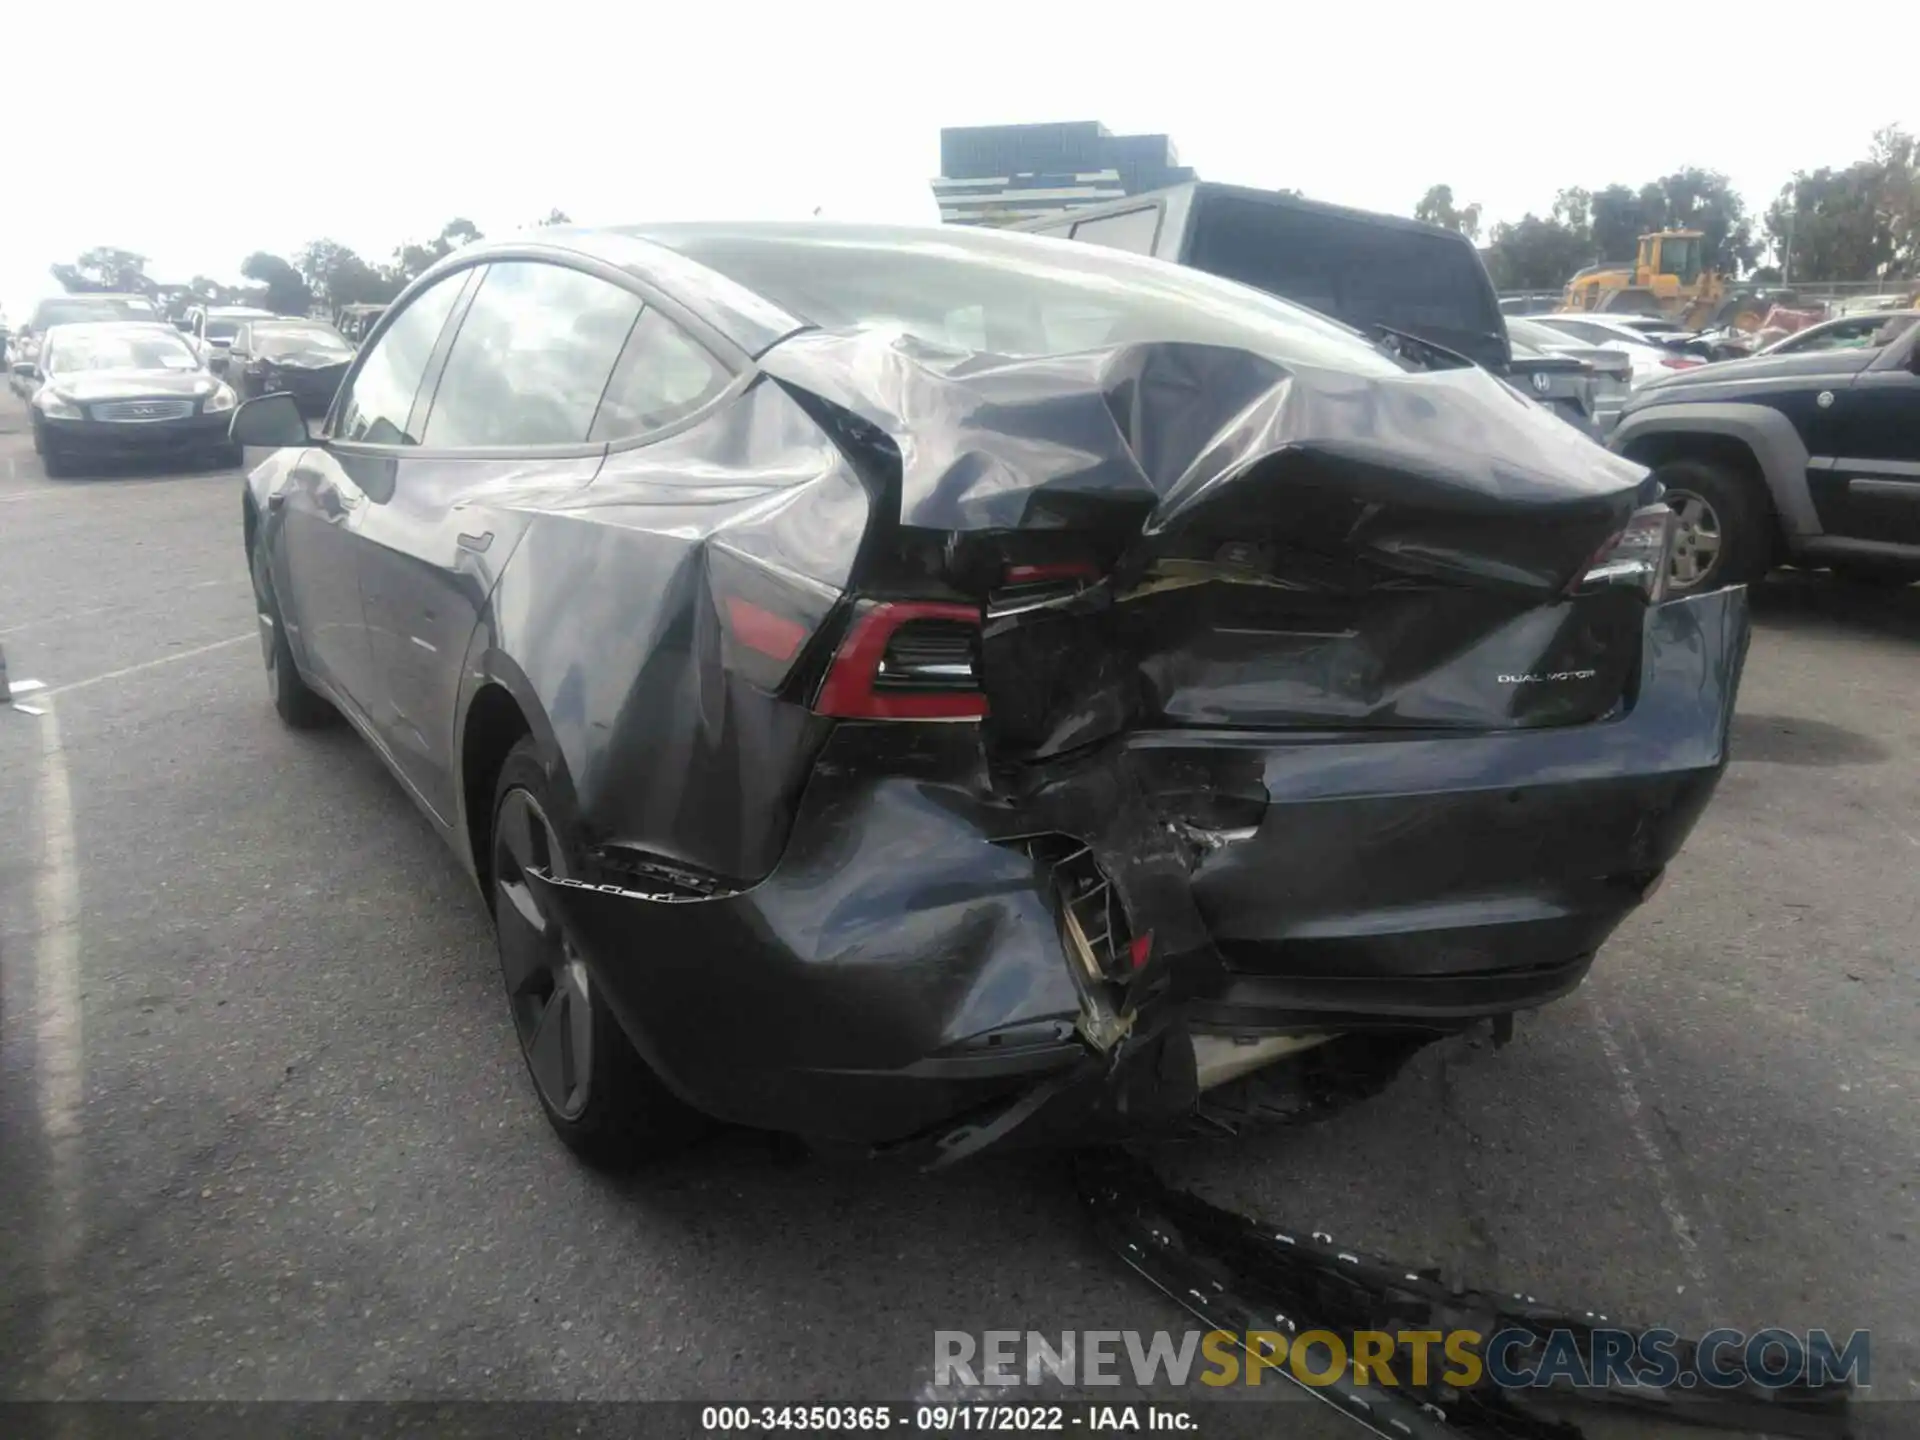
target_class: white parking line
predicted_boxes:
[0,579,248,639]
[1585,994,1716,1304]
[32,704,88,1382]
[39,633,254,699]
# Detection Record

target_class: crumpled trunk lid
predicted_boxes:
[760,333,1660,756]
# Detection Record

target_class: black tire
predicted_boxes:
[490,737,706,1169]
[40,446,72,479]
[249,544,334,729]
[1650,457,1774,593]
[210,443,244,470]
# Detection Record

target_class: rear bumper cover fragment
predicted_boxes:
[1078,1150,1852,1439]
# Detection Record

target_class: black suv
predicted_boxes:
[1017,182,1600,433]
[1609,311,1920,590]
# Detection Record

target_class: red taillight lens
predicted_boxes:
[1004,560,1100,585]
[1576,503,1675,601]
[813,601,987,721]
[1660,357,1704,371]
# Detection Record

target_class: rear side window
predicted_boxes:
[1069,207,1161,255]
[1187,194,1504,364]
[336,275,468,445]
[589,307,730,441]
[422,261,642,448]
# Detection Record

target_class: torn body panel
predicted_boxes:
[533,586,1746,1151]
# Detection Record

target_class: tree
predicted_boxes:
[50,246,150,293]
[1763,127,1920,281]
[1552,187,1592,233]
[1483,215,1592,291]
[1589,184,1659,263]
[389,217,486,284]
[241,252,313,315]
[535,208,572,226]
[1766,163,1894,282]
[1868,125,1919,274]
[1653,168,1757,274]
[1413,184,1482,242]
[297,239,399,310]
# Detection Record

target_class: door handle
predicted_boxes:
[266,491,287,513]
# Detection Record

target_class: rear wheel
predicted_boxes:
[490,739,705,1169]
[1651,458,1773,592]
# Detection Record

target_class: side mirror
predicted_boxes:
[229,392,311,448]
[174,318,194,333]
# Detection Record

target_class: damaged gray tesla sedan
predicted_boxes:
[233,222,1749,1169]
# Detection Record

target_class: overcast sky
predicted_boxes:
[5,2,1916,316]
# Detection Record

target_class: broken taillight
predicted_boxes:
[1659,356,1704,371]
[1576,503,1675,601]
[813,601,988,720]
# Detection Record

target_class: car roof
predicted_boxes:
[43,320,186,342]
[35,291,151,304]
[403,222,900,357]
[208,305,277,316]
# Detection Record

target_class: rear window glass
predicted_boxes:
[34,296,159,327]
[639,226,1403,375]
[1185,194,1504,363]
[253,326,353,360]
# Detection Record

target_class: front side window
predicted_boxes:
[589,307,730,441]
[1776,318,1889,354]
[421,262,643,448]
[335,273,469,445]
[1659,238,1702,286]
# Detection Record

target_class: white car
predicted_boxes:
[1519,315,1707,388]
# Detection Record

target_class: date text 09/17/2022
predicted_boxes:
[700,1405,1195,1432]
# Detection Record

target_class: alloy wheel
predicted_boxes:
[1664,490,1722,590]
[492,788,595,1120]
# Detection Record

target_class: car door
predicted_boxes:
[1821,321,1920,546]
[273,270,475,723]
[351,259,656,824]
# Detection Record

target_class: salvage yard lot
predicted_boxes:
[0,391,1915,1433]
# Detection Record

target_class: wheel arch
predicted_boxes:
[454,648,571,897]
[1610,403,1818,541]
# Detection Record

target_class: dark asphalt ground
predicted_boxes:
[1,389,1915,1437]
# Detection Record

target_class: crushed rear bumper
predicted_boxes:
[531,586,1748,1154]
